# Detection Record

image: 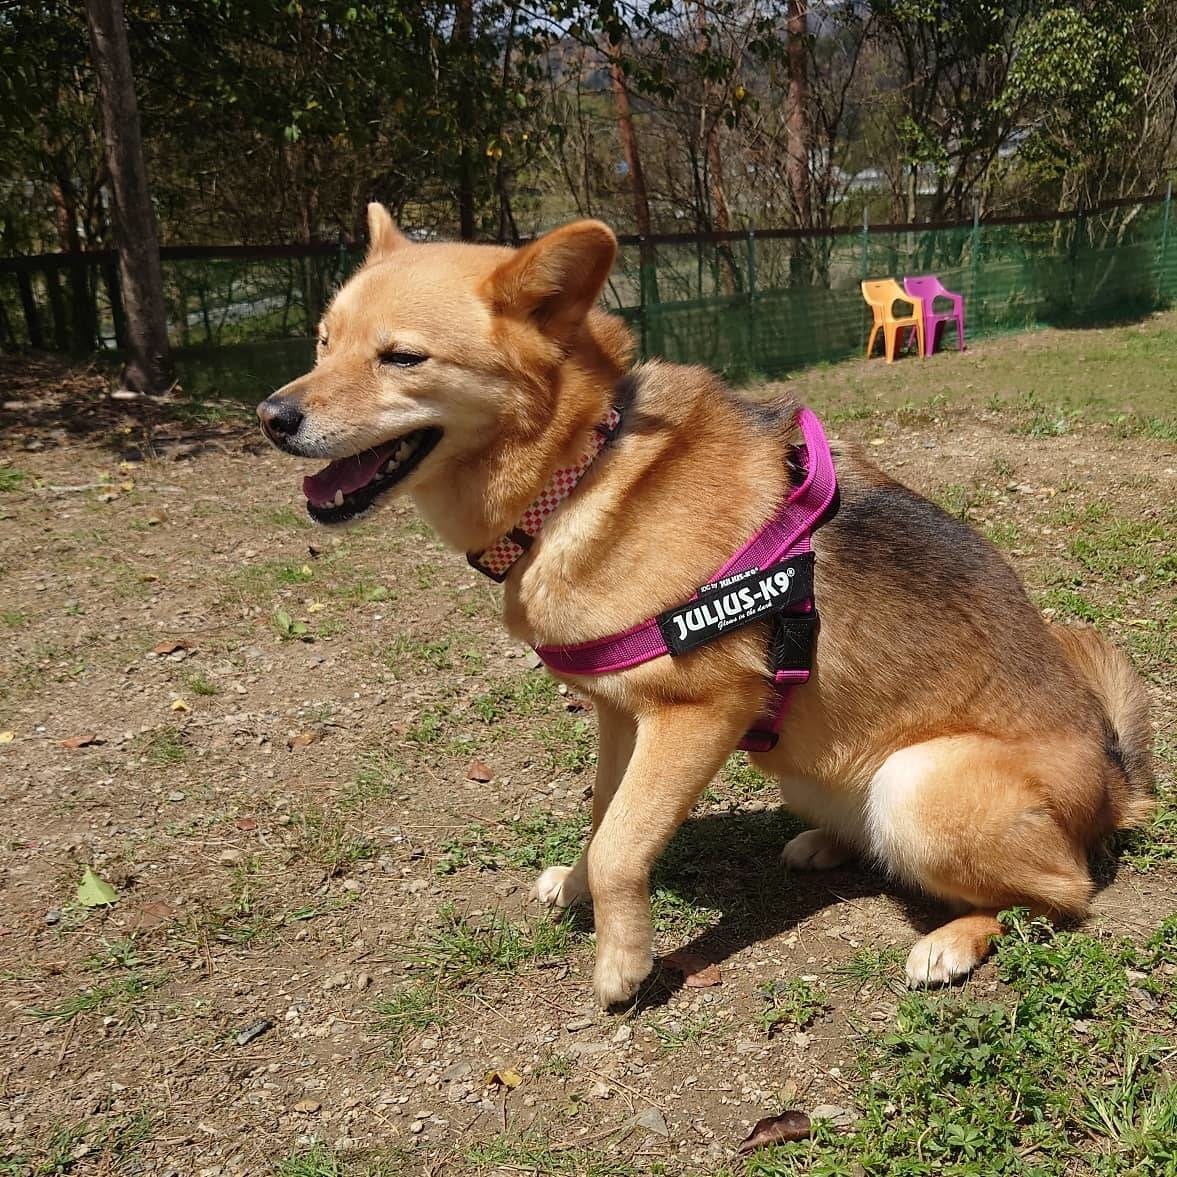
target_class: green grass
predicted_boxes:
[758,977,827,1036]
[289,806,376,875]
[435,810,587,875]
[373,981,446,1053]
[413,904,578,980]
[0,465,28,492]
[139,727,187,767]
[3,1111,157,1177]
[744,912,1177,1176]
[465,1135,640,1177]
[183,671,219,696]
[29,972,163,1023]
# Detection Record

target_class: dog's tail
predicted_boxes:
[1053,623,1154,829]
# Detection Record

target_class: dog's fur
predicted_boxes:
[259,207,1154,1007]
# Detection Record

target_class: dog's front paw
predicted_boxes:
[593,945,653,1010]
[531,864,588,909]
[781,828,854,871]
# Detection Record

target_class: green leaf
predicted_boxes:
[77,867,118,907]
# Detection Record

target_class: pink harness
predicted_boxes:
[468,405,838,753]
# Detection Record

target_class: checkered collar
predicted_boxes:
[467,406,623,582]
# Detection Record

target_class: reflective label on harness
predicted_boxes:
[657,552,815,656]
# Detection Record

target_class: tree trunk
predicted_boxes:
[697,1,738,294]
[454,0,476,239]
[610,59,656,275]
[786,0,812,227]
[85,0,172,393]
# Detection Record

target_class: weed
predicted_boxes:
[0,465,27,492]
[652,1010,716,1050]
[373,981,445,1053]
[290,806,375,875]
[413,904,578,980]
[29,972,163,1023]
[184,671,219,696]
[759,977,827,1035]
[466,1135,638,1177]
[829,945,906,992]
[273,608,311,641]
[140,727,187,767]
[435,811,587,875]
[749,912,1177,1176]
[0,610,27,626]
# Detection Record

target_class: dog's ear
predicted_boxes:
[367,202,409,260]
[485,220,617,338]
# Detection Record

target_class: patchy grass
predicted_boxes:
[746,913,1177,1176]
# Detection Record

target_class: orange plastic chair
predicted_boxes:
[861,278,925,362]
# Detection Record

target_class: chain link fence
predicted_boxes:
[2,193,1174,397]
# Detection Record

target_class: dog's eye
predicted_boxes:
[379,350,428,368]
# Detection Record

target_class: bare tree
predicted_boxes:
[84,0,172,393]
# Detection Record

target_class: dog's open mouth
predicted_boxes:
[302,428,442,523]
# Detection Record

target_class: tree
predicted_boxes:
[84,0,171,392]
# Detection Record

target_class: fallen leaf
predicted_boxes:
[484,1068,523,1089]
[170,698,191,713]
[287,731,319,750]
[306,600,326,613]
[60,733,102,749]
[132,899,176,932]
[737,1110,812,1155]
[152,639,190,655]
[0,731,13,744]
[662,949,721,988]
[77,867,118,907]
[234,816,258,831]
[465,758,494,783]
[146,508,168,525]
[139,572,159,583]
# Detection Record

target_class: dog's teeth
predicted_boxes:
[333,489,344,507]
[395,442,411,462]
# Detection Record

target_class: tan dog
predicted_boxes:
[258,206,1153,1008]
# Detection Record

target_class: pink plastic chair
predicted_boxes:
[903,274,965,356]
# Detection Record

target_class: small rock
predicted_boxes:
[409,1121,424,1135]
[292,1099,321,1114]
[810,1104,858,1129]
[355,972,373,991]
[565,1016,594,1032]
[167,791,186,803]
[635,1107,669,1137]
[322,973,348,991]
[45,908,61,926]
[218,850,244,867]
[612,1023,633,1044]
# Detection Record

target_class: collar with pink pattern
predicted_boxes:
[466,406,623,581]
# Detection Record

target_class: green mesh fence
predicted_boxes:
[1,195,1174,397]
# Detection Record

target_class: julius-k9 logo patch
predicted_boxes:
[657,552,815,656]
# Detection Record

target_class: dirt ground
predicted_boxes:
[0,323,1174,1176]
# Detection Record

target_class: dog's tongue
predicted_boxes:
[303,443,394,506]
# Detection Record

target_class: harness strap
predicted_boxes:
[536,408,836,673]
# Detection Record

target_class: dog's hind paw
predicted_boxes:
[905,929,982,987]
[781,828,854,871]
[531,864,588,909]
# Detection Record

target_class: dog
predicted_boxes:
[257,205,1154,1009]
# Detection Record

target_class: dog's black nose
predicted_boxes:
[257,396,304,439]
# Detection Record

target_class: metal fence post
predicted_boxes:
[637,236,649,358]
[970,201,981,332]
[860,206,870,281]
[745,230,757,300]
[1160,180,1173,302]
